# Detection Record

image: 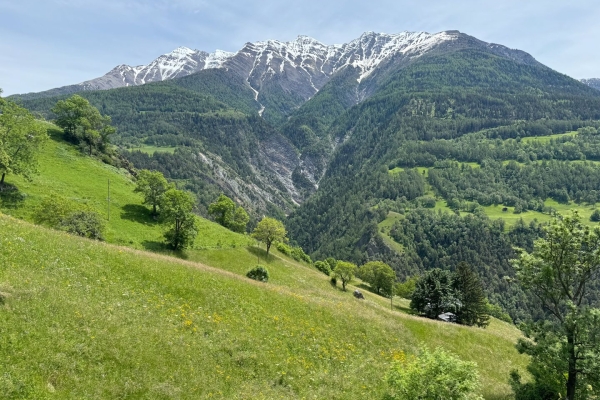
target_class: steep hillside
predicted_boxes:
[0,121,530,398]
[0,214,529,399]
[0,123,253,250]
[17,88,300,215]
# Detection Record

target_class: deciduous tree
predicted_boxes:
[512,212,600,400]
[160,189,198,250]
[385,346,483,400]
[134,169,173,215]
[358,261,396,296]
[208,194,249,233]
[208,194,235,226]
[333,261,357,291]
[252,217,286,255]
[51,95,114,156]
[0,94,48,187]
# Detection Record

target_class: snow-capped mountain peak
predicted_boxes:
[16,30,540,108]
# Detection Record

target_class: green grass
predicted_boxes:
[127,145,178,155]
[377,212,405,254]
[0,124,251,250]
[0,124,530,398]
[0,214,529,399]
[520,131,577,143]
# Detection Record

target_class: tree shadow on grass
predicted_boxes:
[0,184,26,209]
[393,301,415,314]
[141,240,189,260]
[141,240,165,252]
[247,246,277,264]
[121,204,158,225]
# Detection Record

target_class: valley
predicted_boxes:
[3,26,600,398]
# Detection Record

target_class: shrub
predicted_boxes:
[60,211,105,240]
[246,265,269,282]
[590,209,600,222]
[385,346,483,400]
[276,242,292,256]
[330,276,337,286]
[276,242,312,264]
[314,261,332,276]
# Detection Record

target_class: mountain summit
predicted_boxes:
[13,30,538,103]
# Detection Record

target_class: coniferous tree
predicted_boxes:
[453,262,490,327]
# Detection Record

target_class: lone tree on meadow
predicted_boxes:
[333,261,357,291]
[511,212,600,400]
[251,217,286,256]
[358,261,396,296]
[134,169,173,215]
[160,189,198,250]
[0,90,48,187]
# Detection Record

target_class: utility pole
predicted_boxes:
[107,179,110,221]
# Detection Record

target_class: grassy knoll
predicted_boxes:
[0,214,528,399]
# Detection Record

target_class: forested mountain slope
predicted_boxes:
[18,74,300,216]
[287,48,600,319]
[582,78,600,90]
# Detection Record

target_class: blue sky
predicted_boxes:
[1,0,599,95]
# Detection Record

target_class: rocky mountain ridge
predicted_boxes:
[12,30,540,111]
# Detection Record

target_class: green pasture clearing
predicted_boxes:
[127,145,178,155]
[377,211,405,254]
[520,131,577,143]
[0,214,529,399]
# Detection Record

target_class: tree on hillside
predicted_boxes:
[333,261,357,291]
[410,268,460,319]
[511,212,600,400]
[252,217,286,255]
[208,194,250,233]
[208,194,235,226]
[230,206,249,233]
[395,275,419,299]
[134,169,173,215]
[358,261,396,296]
[453,262,490,327]
[0,93,48,187]
[160,189,198,250]
[51,95,115,156]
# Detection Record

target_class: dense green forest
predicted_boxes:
[287,50,600,320]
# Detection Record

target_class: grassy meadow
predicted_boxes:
[0,214,528,399]
[0,123,531,398]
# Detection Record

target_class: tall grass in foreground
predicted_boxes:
[0,215,527,399]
